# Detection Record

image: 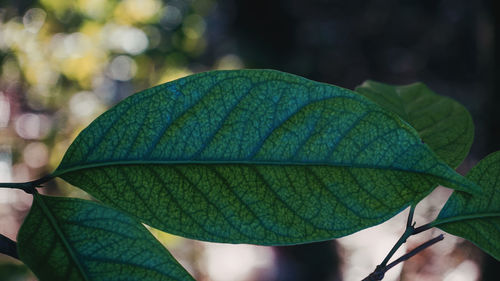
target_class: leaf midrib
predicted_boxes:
[433,212,500,227]
[54,159,443,176]
[34,194,91,281]
[52,159,472,195]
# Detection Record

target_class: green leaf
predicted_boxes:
[434,151,500,261]
[53,69,478,245]
[355,81,474,168]
[17,193,194,281]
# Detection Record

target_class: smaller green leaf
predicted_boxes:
[435,151,500,261]
[17,193,194,281]
[355,81,474,168]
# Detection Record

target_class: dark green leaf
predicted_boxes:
[435,151,500,261]
[355,81,474,168]
[17,194,193,281]
[53,69,478,245]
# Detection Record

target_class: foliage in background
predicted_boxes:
[0,1,224,279]
[0,0,229,187]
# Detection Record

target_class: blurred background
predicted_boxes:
[0,0,499,280]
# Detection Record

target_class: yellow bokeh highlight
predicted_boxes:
[180,14,207,55]
[215,54,244,70]
[114,0,162,25]
[23,60,57,86]
[157,68,193,84]
[40,0,74,15]
[182,14,206,40]
[77,0,114,20]
[79,21,103,39]
[133,55,154,81]
[60,51,106,87]
[182,37,207,56]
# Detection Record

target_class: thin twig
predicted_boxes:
[0,175,53,194]
[362,205,441,281]
[361,234,444,281]
[406,205,415,227]
[379,206,416,267]
[413,222,433,235]
[0,233,19,260]
[384,234,444,272]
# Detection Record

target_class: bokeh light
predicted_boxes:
[0,1,232,279]
[0,93,10,128]
[204,243,275,281]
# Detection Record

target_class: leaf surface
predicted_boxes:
[54,69,477,245]
[435,151,500,261]
[355,81,474,168]
[17,194,193,281]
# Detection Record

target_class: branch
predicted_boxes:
[0,233,19,260]
[0,175,53,193]
[361,234,444,281]
[385,234,444,271]
[379,206,416,268]
[361,205,440,281]
[406,205,415,228]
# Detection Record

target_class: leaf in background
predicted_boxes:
[53,69,478,245]
[435,151,500,261]
[355,81,474,168]
[17,194,194,281]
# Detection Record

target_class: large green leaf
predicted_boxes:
[435,151,500,261]
[53,69,478,245]
[355,81,474,168]
[17,194,193,281]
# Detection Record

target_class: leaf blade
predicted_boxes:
[355,80,474,168]
[435,151,500,261]
[17,194,194,281]
[54,69,478,245]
